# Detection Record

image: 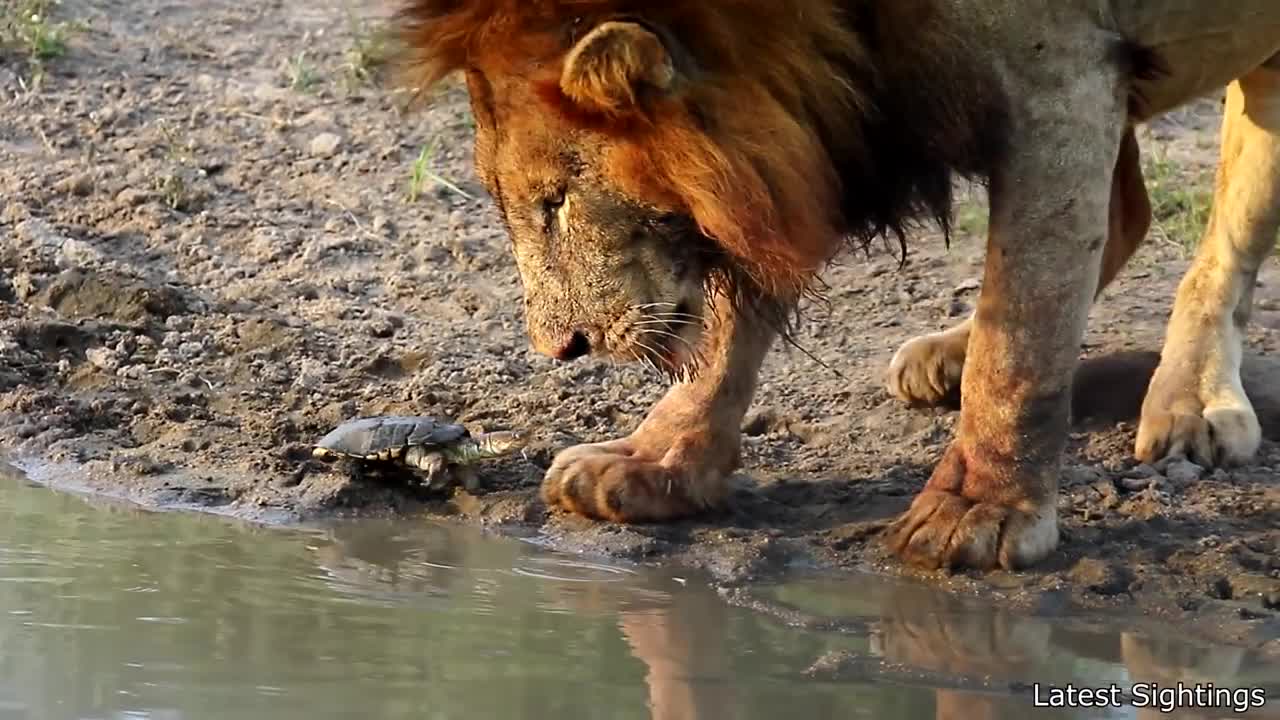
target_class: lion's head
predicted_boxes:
[397,1,1003,372]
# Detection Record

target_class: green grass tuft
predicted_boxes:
[0,0,81,85]
[407,137,473,203]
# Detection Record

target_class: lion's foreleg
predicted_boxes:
[885,61,1128,570]
[541,291,778,522]
[1137,69,1280,467]
[887,128,1152,408]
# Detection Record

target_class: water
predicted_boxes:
[0,462,1276,720]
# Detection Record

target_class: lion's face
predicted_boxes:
[449,15,853,372]
[463,23,726,373]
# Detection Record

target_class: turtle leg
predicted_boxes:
[419,452,452,491]
[456,465,481,493]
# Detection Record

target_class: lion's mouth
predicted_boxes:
[614,300,706,379]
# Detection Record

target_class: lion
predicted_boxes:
[395,1,1280,571]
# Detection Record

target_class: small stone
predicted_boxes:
[116,187,154,206]
[1123,464,1160,479]
[1091,479,1120,509]
[55,237,103,268]
[294,358,331,389]
[117,363,147,381]
[309,132,343,157]
[1263,592,1280,610]
[177,341,204,360]
[1162,458,1206,486]
[953,277,981,295]
[85,346,121,371]
[1208,576,1233,600]
[1118,474,1163,492]
[1069,558,1134,597]
[54,173,95,196]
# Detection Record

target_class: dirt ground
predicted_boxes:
[2,1,1278,654]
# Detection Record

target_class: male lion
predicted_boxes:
[396,1,1280,571]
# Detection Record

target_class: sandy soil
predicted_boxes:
[2,0,1278,654]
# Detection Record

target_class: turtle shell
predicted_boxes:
[313,416,470,460]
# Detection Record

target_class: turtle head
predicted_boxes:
[479,430,529,456]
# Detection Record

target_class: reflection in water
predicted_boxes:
[0,463,1277,720]
[768,577,1280,720]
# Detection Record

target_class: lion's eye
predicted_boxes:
[541,187,566,232]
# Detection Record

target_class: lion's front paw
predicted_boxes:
[886,324,968,407]
[883,442,1058,571]
[541,432,733,523]
[1136,378,1261,467]
[885,490,1057,571]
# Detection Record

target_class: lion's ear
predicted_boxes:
[560,21,677,117]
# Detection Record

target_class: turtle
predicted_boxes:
[311,415,527,491]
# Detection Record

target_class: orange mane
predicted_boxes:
[396,1,1008,298]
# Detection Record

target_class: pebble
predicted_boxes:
[1069,558,1134,596]
[1162,458,1206,486]
[85,347,122,371]
[309,132,343,157]
[1208,576,1233,600]
[1122,463,1160,479]
[293,358,331,389]
[1118,474,1162,492]
[54,173,95,197]
[56,237,103,268]
[115,187,154,206]
[177,341,204,360]
[1264,592,1280,610]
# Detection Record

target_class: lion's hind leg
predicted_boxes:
[1136,68,1280,467]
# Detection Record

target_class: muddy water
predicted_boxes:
[0,463,1277,720]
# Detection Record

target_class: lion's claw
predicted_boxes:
[541,437,727,523]
[885,490,1057,571]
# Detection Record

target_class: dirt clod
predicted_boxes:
[1070,558,1135,597]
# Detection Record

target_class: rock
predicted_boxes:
[177,341,204,360]
[115,187,154,206]
[1069,558,1134,596]
[742,409,780,437]
[117,365,149,380]
[293,358,331,389]
[1118,474,1163,492]
[1264,592,1280,610]
[952,277,981,294]
[1123,464,1160,479]
[54,173,95,196]
[55,237,103,268]
[1091,479,1120,509]
[85,346,121,371]
[15,218,65,248]
[309,132,343,157]
[1161,458,1206,486]
[1208,576,1233,600]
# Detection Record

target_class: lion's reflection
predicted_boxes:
[309,528,1273,720]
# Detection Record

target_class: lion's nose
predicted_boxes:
[553,330,592,361]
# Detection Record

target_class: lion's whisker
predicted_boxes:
[632,338,666,372]
[646,312,701,320]
[633,319,696,327]
[640,327,694,351]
